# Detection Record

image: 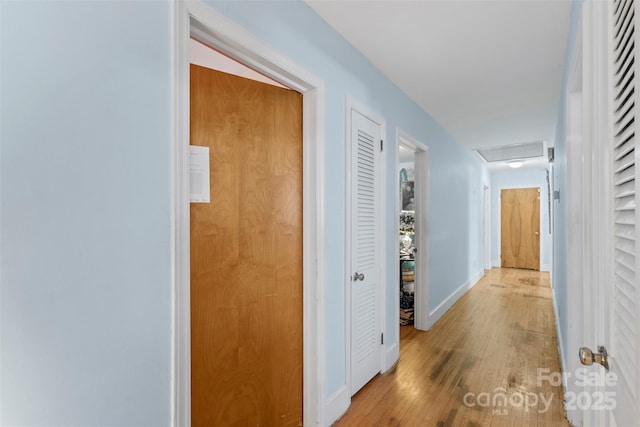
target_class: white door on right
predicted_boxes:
[583,1,640,425]
[607,0,639,424]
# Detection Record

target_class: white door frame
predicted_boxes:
[483,185,491,271]
[345,97,387,394]
[564,10,584,425]
[172,2,326,425]
[395,129,429,331]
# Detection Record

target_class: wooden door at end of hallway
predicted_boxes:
[190,64,303,426]
[501,188,540,270]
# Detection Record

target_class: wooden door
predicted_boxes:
[349,109,382,394]
[190,64,303,426]
[501,188,540,270]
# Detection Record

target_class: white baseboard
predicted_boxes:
[541,263,551,272]
[427,269,484,329]
[492,259,501,268]
[325,384,349,426]
[551,289,567,378]
[551,292,583,427]
[325,344,398,425]
[383,343,399,373]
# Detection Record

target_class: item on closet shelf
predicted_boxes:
[402,181,415,210]
[399,256,415,325]
[400,292,414,310]
[401,260,415,282]
[402,280,415,293]
[401,260,415,270]
[399,302,414,325]
[401,234,412,251]
[399,211,415,232]
[399,168,408,184]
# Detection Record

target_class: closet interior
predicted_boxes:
[399,150,415,325]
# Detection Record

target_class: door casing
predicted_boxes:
[173,2,326,425]
[564,11,584,425]
[483,185,491,271]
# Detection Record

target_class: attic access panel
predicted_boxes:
[475,141,544,163]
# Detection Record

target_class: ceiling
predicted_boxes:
[190,38,287,88]
[306,0,573,158]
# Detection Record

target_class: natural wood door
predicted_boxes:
[501,188,540,270]
[190,64,303,426]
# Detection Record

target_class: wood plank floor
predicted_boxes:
[334,268,570,427]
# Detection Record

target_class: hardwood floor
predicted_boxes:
[334,268,570,427]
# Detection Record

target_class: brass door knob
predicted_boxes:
[579,346,609,371]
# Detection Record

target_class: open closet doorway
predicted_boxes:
[397,131,429,332]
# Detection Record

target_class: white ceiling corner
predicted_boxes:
[189,38,287,89]
[305,0,573,152]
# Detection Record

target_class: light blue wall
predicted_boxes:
[552,0,584,369]
[490,168,552,271]
[205,0,488,397]
[1,0,487,423]
[1,1,173,425]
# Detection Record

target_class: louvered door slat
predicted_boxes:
[615,133,635,157]
[615,2,634,45]
[614,104,635,136]
[611,1,638,419]
[615,0,626,19]
[614,23,634,64]
[355,126,377,321]
[616,163,636,185]
[616,236,636,255]
[614,53,633,89]
[615,0,634,44]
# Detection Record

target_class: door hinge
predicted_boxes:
[380,139,383,152]
[381,332,384,345]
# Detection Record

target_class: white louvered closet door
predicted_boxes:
[610,0,640,424]
[350,109,381,395]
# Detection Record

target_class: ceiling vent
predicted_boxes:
[474,141,545,163]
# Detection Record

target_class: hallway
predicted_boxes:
[335,268,569,426]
